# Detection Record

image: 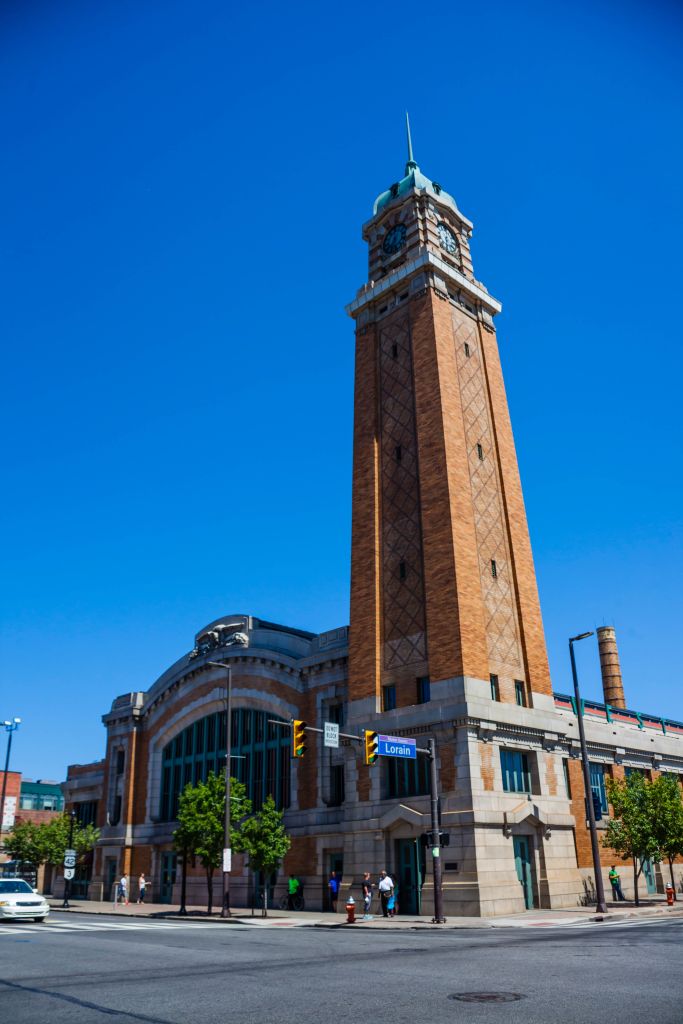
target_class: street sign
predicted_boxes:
[63,867,75,880]
[222,848,232,872]
[378,735,416,759]
[323,722,340,748]
[64,854,76,869]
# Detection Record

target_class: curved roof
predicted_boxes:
[373,158,458,216]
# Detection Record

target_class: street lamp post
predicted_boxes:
[207,661,232,918]
[569,631,607,915]
[1,718,21,837]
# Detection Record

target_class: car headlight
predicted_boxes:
[0,901,9,906]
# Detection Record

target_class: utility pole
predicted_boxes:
[569,631,607,915]
[428,738,445,924]
[207,661,232,918]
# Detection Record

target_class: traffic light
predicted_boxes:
[292,720,306,759]
[364,730,379,766]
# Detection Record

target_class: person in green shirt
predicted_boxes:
[287,875,301,910]
[609,866,626,901]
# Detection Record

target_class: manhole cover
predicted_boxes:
[449,992,525,1004]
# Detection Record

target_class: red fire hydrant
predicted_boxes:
[346,896,356,924]
[666,884,675,906]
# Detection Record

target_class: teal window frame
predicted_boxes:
[514,680,526,707]
[562,758,572,798]
[384,756,430,799]
[589,762,608,814]
[382,685,397,712]
[160,709,291,821]
[416,677,431,704]
[490,675,500,701]
[500,749,531,794]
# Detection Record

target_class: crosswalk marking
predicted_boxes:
[0,918,222,936]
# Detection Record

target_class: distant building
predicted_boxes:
[63,137,683,913]
[19,779,64,815]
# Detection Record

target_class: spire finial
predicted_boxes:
[405,112,418,174]
[406,111,414,163]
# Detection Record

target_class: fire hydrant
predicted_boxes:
[346,896,356,924]
[666,884,675,906]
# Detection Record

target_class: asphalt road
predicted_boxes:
[1,914,681,1024]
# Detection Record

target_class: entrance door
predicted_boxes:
[641,858,657,895]
[395,838,422,915]
[326,852,343,910]
[513,836,533,909]
[160,851,177,904]
[104,858,118,902]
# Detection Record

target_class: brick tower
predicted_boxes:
[347,121,551,712]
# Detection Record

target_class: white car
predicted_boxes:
[0,879,50,922]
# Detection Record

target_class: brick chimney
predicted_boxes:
[596,626,626,709]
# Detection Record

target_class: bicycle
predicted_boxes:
[278,891,305,911]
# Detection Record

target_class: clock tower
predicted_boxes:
[347,121,552,713]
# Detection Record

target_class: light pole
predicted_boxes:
[62,809,77,909]
[1,718,21,837]
[569,631,607,915]
[207,661,232,918]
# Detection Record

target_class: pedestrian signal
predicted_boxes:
[364,730,379,766]
[292,720,306,759]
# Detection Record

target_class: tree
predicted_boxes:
[649,774,683,899]
[173,771,251,915]
[6,814,99,871]
[603,773,660,905]
[4,820,44,869]
[40,814,99,868]
[238,795,291,917]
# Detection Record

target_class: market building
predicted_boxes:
[62,138,683,913]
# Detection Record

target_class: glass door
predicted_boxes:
[160,851,177,904]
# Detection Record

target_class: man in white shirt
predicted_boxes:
[378,870,394,919]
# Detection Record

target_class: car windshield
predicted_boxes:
[0,880,33,894]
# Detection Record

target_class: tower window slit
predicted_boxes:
[491,559,498,579]
[464,342,470,357]
[399,561,407,581]
[395,445,402,463]
[477,443,484,461]
[391,343,398,359]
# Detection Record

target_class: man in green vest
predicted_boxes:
[609,865,626,901]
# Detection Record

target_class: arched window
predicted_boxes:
[160,709,291,821]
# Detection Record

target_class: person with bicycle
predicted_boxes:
[287,875,302,911]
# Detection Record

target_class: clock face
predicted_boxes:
[437,222,459,257]
[382,224,406,255]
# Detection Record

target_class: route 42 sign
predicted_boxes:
[64,849,76,869]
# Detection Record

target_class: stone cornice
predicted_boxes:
[346,249,502,318]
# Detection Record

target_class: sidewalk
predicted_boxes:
[48,896,683,929]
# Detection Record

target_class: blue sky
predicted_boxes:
[1,0,681,779]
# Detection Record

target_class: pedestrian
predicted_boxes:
[361,872,373,918]
[138,873,147,904]
[117,875,128,907]
[378,870,394,919]
[287,875,301,911]
[608,865,626,902]
[390,879,399,917]
[328,870,340,913]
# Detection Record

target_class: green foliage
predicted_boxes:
[173,770,251,914]
[238,795,291,916]
[649,774,683,892]
[603,773,661,905]
[5,820,44,867]
[5,814,99,869]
